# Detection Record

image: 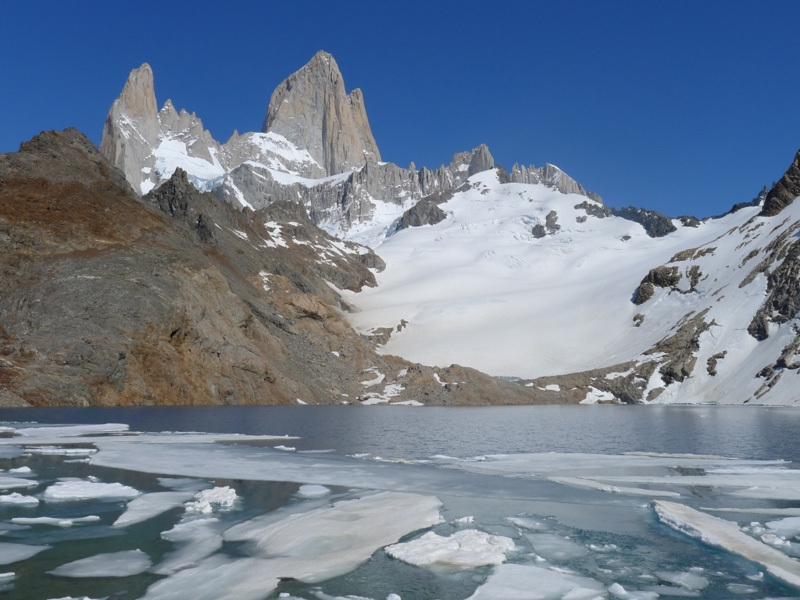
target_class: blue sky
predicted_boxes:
[2,1,799,218]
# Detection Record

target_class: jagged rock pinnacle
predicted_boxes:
[262,50,381,176]
[100,63,161,193]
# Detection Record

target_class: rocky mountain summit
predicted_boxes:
[0,129,555,407]
[99,52,602,245]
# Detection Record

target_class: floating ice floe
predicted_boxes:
[153,517,223,575]
[42,479,140,501]
[49,549,152,578]
[143,492,441,599]
[548,476,681,498]
[0,541,50,565]
[11,423,129,438]
[653,500,800,588]
[0,493,39,506]
[11,516,100,528]
[25,446,97,456]
[467,562,606,599]
[296,484,331,498]
[0,476,38,490]
[184,486,239,514]
[113,491,196,527]
[386,529,515,571]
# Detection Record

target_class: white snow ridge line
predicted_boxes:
[653,500,800,588]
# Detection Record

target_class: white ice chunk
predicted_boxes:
[0,493,38,506]
[49,549,151,578]
[8,466,31,474]
[467,562,606,599]
[386,529,515,571]
[297,484,331,498]
[766,516,800,538]
[42,479,139,501]
[525,533,587,561]
[184,486,238,514]
[113,491,195,527]
[10,516,100,527]
[0,476,37,490]
[653,500,800,588]
[0,541,49,564]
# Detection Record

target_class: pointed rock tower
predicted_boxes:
[262,50,381,176]
[100,63,161,194]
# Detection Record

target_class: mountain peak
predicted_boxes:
[262,50,381,176]
[115,63,157,122]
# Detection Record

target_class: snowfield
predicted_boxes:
[342,169,800,404]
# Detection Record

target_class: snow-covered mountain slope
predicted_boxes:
[342,167,800,405]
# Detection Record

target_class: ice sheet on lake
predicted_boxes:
[153,518,223,575]
[467,562,606,599]
[42,479,139,501]
[49,549,151,577]
[113,491,195,527]
[653,500,800,588]
[10,423,130,438]
[142,555,281,600]
[0,541,50,564]
[144,492,442,600]
[385,529,515,571]
[225,491,442,581]
[548,476,681,498]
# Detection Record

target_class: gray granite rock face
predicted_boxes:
[262,50,380,176]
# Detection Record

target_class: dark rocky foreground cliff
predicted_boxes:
[0,129,552,407]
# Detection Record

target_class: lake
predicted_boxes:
[0,405,798,599]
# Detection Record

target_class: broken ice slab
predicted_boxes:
[653,500,800,589]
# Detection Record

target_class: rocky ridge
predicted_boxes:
[100,53,604,244]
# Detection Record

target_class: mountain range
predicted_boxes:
[1,51,798,406]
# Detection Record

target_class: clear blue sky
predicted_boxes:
[2,1,799,218]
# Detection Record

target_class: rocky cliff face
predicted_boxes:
[262,50,380,176]
[0,129,552,407]
[100,54,602,243]
[99,63,223,196]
